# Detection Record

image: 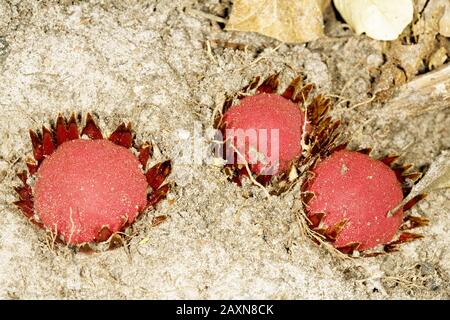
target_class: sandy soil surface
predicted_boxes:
[0,0,449,299]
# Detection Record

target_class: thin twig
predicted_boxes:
[348,95,376,110]
[185,8,228,24]
[228,142,271,199]
[205,40,217,63]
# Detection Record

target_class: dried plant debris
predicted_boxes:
[428,47,448,70]
[372,1,450,95]
[381,259,449,296]
[226,0,328,43]
[382,64,450,116]
[394,150,450,211]
[333,0,414,40]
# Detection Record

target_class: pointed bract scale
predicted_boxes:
[322,219,348,242]
[312,95,330,123]
[138,143,152,169]
[42,126,55,156]
[109,123,133,149]
[294,83,314,104]
[362,252,385,258]
[282,76,302,100]
[402,186,412,197]
[96,226,113,242]
[316,117,333,134]
[231,175,243,186]
[307,94,330,126]
[146,160,172,191]
[29,129,44,163]
[147,184,170,208]
[357,148,372,155]
[309,122,341,158]
[26,161,38,175]
[308,211,324,229]
[67,114,79,140]
[392,165,413,181]
[14,199,34,218]
[55,115,69,145]
[337,242,360,255]
[151,215,167,227]
[400,215,430,230]
[108,234,124,250]
[237,76,261,99]
[256,73,280,94]
[381,155,400,166]
[17,171,28,185]
[255,174,272,186]
[383,244,400,253]
[388,232,423,246]
[81,113,103,140]
[77,243,94,254]
[301,191,315,206]
[14,185,32,201]
[245,76,261,91]
[402,172,422,182]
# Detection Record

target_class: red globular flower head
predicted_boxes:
[304,149,428,255]
[306,150,404,250]
[14,114,171,251]
[216,74,329,188]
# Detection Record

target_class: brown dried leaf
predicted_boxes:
[225,0,326,43]
[438,0,450,37]
[387,151,450,216]
[414,151,450,193]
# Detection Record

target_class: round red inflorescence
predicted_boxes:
[222,93,304,175]
[34,139,148,244]
[306,150,404,251]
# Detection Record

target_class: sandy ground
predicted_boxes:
[0,0,449,299]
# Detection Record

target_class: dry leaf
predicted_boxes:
[387,151,450,216]
[439,1,450,37]
[419,151,450,192]
[333,0,414,40]
[428,47,448,70]
[225,0,327,43]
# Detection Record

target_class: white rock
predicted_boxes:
[334,0,414,41]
